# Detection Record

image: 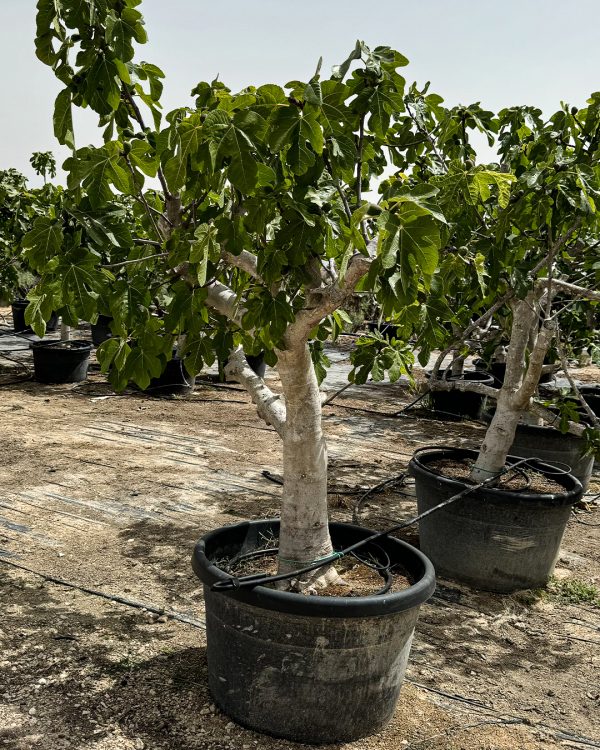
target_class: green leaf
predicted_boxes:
[88,56,121,114]
[61,263,100,321]
[217,123,258,193]
[106,17,135,62]
[164,114,203,191]
[270,107,322,175]
[469,170,516,208]
[22,217,63,271]
[24,293,53,338]
[54,89,75,149]
[332,41,362,80]
[123,347,163,390]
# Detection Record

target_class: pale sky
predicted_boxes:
[2,1,600,184]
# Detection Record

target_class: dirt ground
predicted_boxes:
[0,318,599,750]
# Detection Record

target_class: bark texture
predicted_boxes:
[471,293,556,482]
[276,343,336,583]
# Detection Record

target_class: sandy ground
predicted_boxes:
[0,316,599,750]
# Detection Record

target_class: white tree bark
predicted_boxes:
[205,248,373,588]
[275,342,338,586]
[224,348,286,437]
[60,321,71,342]
[470,293,556,482]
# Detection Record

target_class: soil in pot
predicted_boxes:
[12,299,59,334]
[30,340,92,384]
[145,357,195,396]
[90,315,113,346]
[409,446,583,593]
[427,369,494,420]
[192,518,435,744]
[509,421,594,492]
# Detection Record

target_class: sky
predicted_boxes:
[2,1,600,185]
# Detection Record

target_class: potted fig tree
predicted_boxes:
[404,98,600,590]
[34,3,448,742]
[0,160,60,331]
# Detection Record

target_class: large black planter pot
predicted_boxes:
[409,446,583,593]
[192,519,435,744]
[12,299,59,334]
[90,315,113,346]
[509,422,594,492]
[244,352,266,378]
[427,370,494,419]
[579,385,600,417]
[221,352,267,382]
[474,359,557,385]
[146,357,195,396]
[474,359,507,386]
[31,340,92,383]
[366,320,399,339]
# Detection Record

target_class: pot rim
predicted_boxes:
[409,445,583,506]
[192,519,436,617]
[30,339,93,353]
[426,369,495,385]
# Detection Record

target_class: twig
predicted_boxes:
[102,252,168,268]
[121,84,171,199]
[133,238,163,248]
[556,333,600,428]
[123,155,164,241]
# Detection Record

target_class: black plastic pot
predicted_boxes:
[474,358,506,385]
[510,422,594,492]
[192,519,435,744]
[90,315,113,346]
[31,340,92,384]
[579,385,600,417]
[366,320,399,339]
[409,446,583,593]
[474,359,557,385]
[12,299,58,334]
[146,356,195,396]
[221,352,267,382]
[427,369,494,419]
[244,352,266,378]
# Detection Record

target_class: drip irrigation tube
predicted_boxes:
[212,454,570,592]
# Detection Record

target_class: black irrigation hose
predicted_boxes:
[212,456,564,592]
[226,545,394,595]
[0,558,206,629]
[352,473,410,523]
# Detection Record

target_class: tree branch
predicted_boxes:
[102,252,167,268]
[427,375,588,439]
[431,290,513,377]
[221,249,261,280]
[556,334,600,429]
[121,84,172,200]
[224,347,286,437]
[426,378,499,401]
[516,317,556,406]
[205,281,245,327]
[545,278,600,302]
[285,249,373,344]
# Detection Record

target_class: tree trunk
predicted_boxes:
[276,342,336,586]
[470,294,555,483]
[450,353,465,377]
[60,321,71,341]
[470,389,522,482]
